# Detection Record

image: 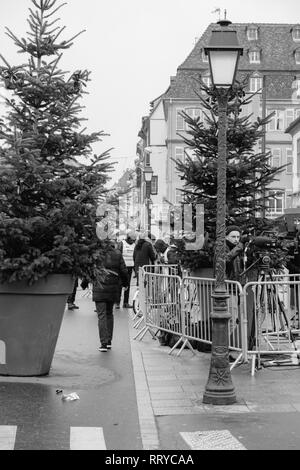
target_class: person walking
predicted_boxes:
[120,231,136,308]
[89,242,129,352]
[133,232,156,284]
[67,277,79,310]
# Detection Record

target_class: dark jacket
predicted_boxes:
[133,239,156,273]
[93,247,129,302]
[225,240,244,281]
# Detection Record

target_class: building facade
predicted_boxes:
[138,22,300,221]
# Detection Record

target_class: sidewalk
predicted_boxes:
[129,315,300,450]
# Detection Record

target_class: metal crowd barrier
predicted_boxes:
[243,274,300,375]
[133,266,300,374]
[134,267,244,364]
[180,276,245,364]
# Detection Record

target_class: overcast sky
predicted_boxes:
[1,0,300,185]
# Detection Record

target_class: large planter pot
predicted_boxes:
[0,274,74,376]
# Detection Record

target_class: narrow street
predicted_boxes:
[0,290,142,450]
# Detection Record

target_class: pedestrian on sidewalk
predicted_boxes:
[133,232,156,285]
[67,277,79,310]
[119,230,137,308]
[86,241,129,352]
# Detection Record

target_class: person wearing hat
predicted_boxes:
[133,232,156,284]
[225,224,245,358]
[225,225,244,281]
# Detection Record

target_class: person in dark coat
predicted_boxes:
[133,233,156,284]
[225,225,244,281]
[92,242,129,351]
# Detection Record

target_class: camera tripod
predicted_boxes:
[249,259,299,369]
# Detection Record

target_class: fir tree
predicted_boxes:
[0,0,112,284]
[176,77,286,236]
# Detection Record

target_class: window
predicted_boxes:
[297,138,300,174]
[202,75,211,87]
[150,176,158,195]
[295,50,300,64]
[271,148,281,167]
[286,192,293,209]
[295,79,300,98]
[267,190,285,214]
[286,148,293,174]
[249,76,262,92]
[184,147,197,161]
[267,110,285,131]
[145,152,151,166]
[175,188,183,204]
[247,27,258,40]
[175,146,185,163]
[286,109,295,128]
[202,49,208,62]
[296,109,300,119]
[249,50,260,63]
[176,109,185,130]
[292,27,300,41]
[185,108,202,130]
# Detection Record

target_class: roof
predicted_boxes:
[164,22,300,100]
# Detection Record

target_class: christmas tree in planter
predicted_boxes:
[175,77,287,272]
[0,0,112,376]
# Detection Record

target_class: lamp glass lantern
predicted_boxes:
[204,27,243,89]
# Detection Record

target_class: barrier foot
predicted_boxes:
[251,355,256,376]
[186,340,196,355]
[168,336,184,355]
[133,325,148,340]
[133,325,157,341]
[229,352,243,371]
[176,338,194,357]
[133,317,144,329]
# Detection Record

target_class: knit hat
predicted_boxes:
[226,225,241,236]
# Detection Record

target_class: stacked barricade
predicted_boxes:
[243,273,300,374]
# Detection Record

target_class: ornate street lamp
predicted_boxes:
[143,166,153,236]
[203,19,243,405]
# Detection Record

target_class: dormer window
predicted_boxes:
[202,74,211,87]
[202,48,208,62]
[247,26,258,41]
[249,74,262,92]
[295,48,300,64]
[249,50,261,64]
[292,26,300,42]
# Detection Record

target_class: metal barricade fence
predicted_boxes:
[180,277,245,361]
[134,268,245,361]
[133,268,182,343]
[243,275,300,374]
[133,267,300,373]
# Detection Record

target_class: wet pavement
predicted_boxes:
[0,292,142,450]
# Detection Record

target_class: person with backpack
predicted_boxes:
[82,241,129,352]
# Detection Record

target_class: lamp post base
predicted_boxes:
[202,291,237,406]
[203,387,237,405]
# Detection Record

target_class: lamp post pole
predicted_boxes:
[202,18,243,405]
[202,88,236,405]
